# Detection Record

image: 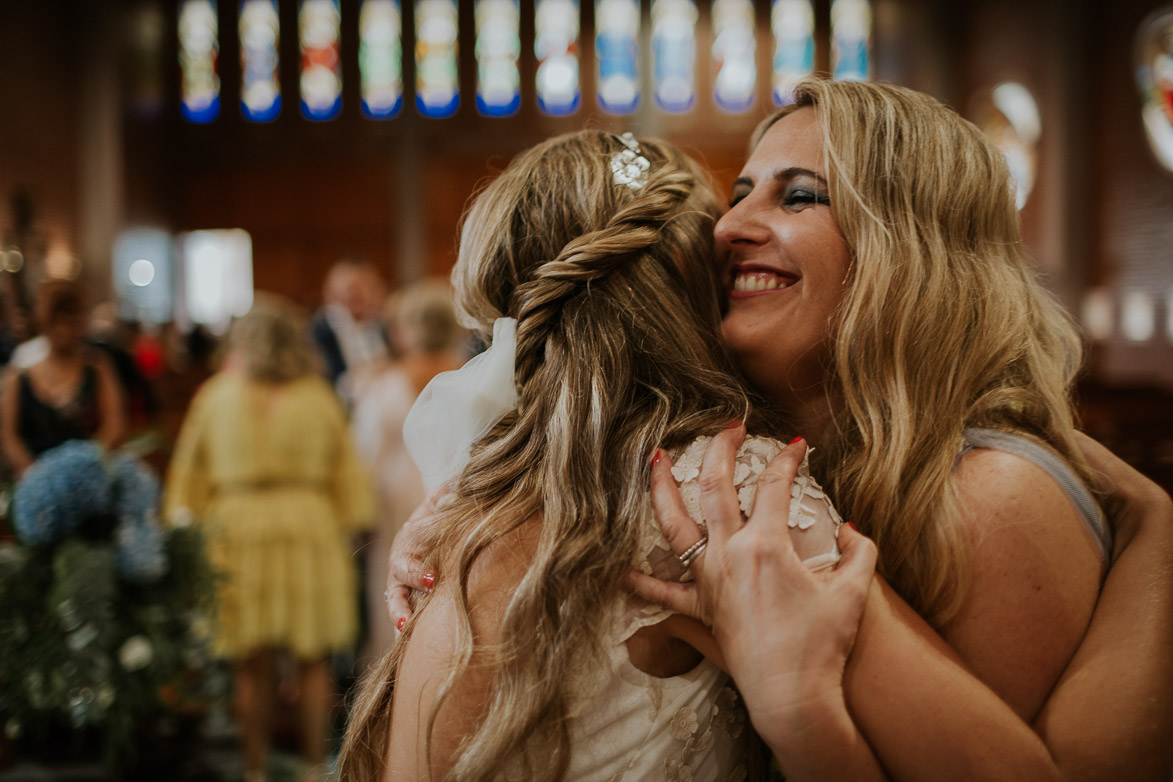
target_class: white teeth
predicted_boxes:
[734,272,788,292]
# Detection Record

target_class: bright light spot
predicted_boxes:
[1121,290,1155,342]
[1081,288,1114,341]
[128,259,156,287]
[992,82,1041,144]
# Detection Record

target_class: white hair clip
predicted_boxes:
[611,132,651,190]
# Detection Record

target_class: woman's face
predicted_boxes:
[716,107,851,416]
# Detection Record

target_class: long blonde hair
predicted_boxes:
[340,131,773,780]
[228,295,318,383]
[755,79,1092,626]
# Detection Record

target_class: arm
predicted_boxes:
[386,522,537,780]
[92,354,126,450]
[632,426,1173,781]
[0,370,34,475]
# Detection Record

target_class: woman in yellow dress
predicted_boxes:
[164,295,373,782]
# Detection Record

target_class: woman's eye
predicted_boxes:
[728,192,748,208]
[785,189,828,207]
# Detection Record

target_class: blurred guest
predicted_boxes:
[1,280,125,476]
[87,302,159,429]
[309,259,389,404]
[350,279,465,661]
[163,295,373,782]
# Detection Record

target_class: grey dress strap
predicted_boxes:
[960,428,1112,565]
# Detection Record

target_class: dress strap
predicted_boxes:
[959,428,1112,565]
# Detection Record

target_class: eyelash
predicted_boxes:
[727,189,829,209]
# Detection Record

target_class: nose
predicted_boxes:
[714,196,769,252]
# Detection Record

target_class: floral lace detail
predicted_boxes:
[639,435,843,583]
[661,686,749,780]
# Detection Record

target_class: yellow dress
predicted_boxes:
[164,371,374,660]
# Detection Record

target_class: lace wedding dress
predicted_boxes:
[558,435,843,781]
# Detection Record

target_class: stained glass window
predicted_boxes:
[712,0,755,112]
[831,0,870,82]
[535,0,580,115]
[595,0,640,114]
[651,0,696,113]
[179,0,220,122]
[240,0,281,121]
[299,0,342,120]
[360,0,403,118]
[1136,8,1173,172]
[475,0,521,116]
[976,82,1041,210]
[771,0,813,105]
[416,0,460,117]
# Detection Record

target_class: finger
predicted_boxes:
[747,438,807,548]
[388,542,436,593]
[623,570,703,620]
[385,583,413,631]
[698,422,748,548]
[833,523,878,586]
[650,449,708,557]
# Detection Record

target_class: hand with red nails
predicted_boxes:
[385,484,450,635]
[627,425,882,777]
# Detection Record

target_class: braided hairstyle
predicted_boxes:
[340,131,774,781]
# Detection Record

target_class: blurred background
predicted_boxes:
[0,0,1172,779]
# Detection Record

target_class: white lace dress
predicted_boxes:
[560,435,843,781]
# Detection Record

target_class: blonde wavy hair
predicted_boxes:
[755,78,1094,627]
[228,295,319,383]
[339,131,774,780]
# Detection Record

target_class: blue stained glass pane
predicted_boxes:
[361,0,403,118]
[712,0,756,113]
[652,0,697,113]
[771,0,814,105]
[179,0,221,122]
[240,0,281,121]
[596,0,639,114]
[831,0,871,82]
[416,0,460,117]
[535,0,580,115]
[475,0,521,116]
[300,0,343,121]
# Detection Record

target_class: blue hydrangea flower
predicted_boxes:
[115,512,166,583]
[12,442,113,545]
[111,454,161,520]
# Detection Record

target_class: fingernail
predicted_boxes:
[724,420,742,430]
[788,436,803,445]
[422,572,436,590]
[396,616,406,631]
[847,521,857,532]
[651,449,662,467]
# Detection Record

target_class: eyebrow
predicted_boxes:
[732,167,829,190]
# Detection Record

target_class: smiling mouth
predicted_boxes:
[730,268,798,294]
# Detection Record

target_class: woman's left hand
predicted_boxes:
[626,426,878,735]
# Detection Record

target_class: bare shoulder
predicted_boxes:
[943,447,1102,720]
[385,517,540,780]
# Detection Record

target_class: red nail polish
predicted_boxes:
[789,436,803,445]
[651,449,662,467]
[422,572,436,590]
[724,420,742,430]
[847,522,857,532]
[396,616,406,631]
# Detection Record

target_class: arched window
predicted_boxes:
[240,0,282,121]
[416,0,460,117]
[1136,7,1173,173]
[830,0,870,82]
[771,0,814,105]
[299,0,343,121]
[475,0,521,116]
[596,0,640,114]
[535,0,581,115]
[651,0,697,113]
[712,0,756,113]
[360,0,404,118]
[179,0,221,122]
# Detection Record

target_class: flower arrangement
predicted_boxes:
[0,439,217,767]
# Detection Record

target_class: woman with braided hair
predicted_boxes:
[337,130,850,779]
